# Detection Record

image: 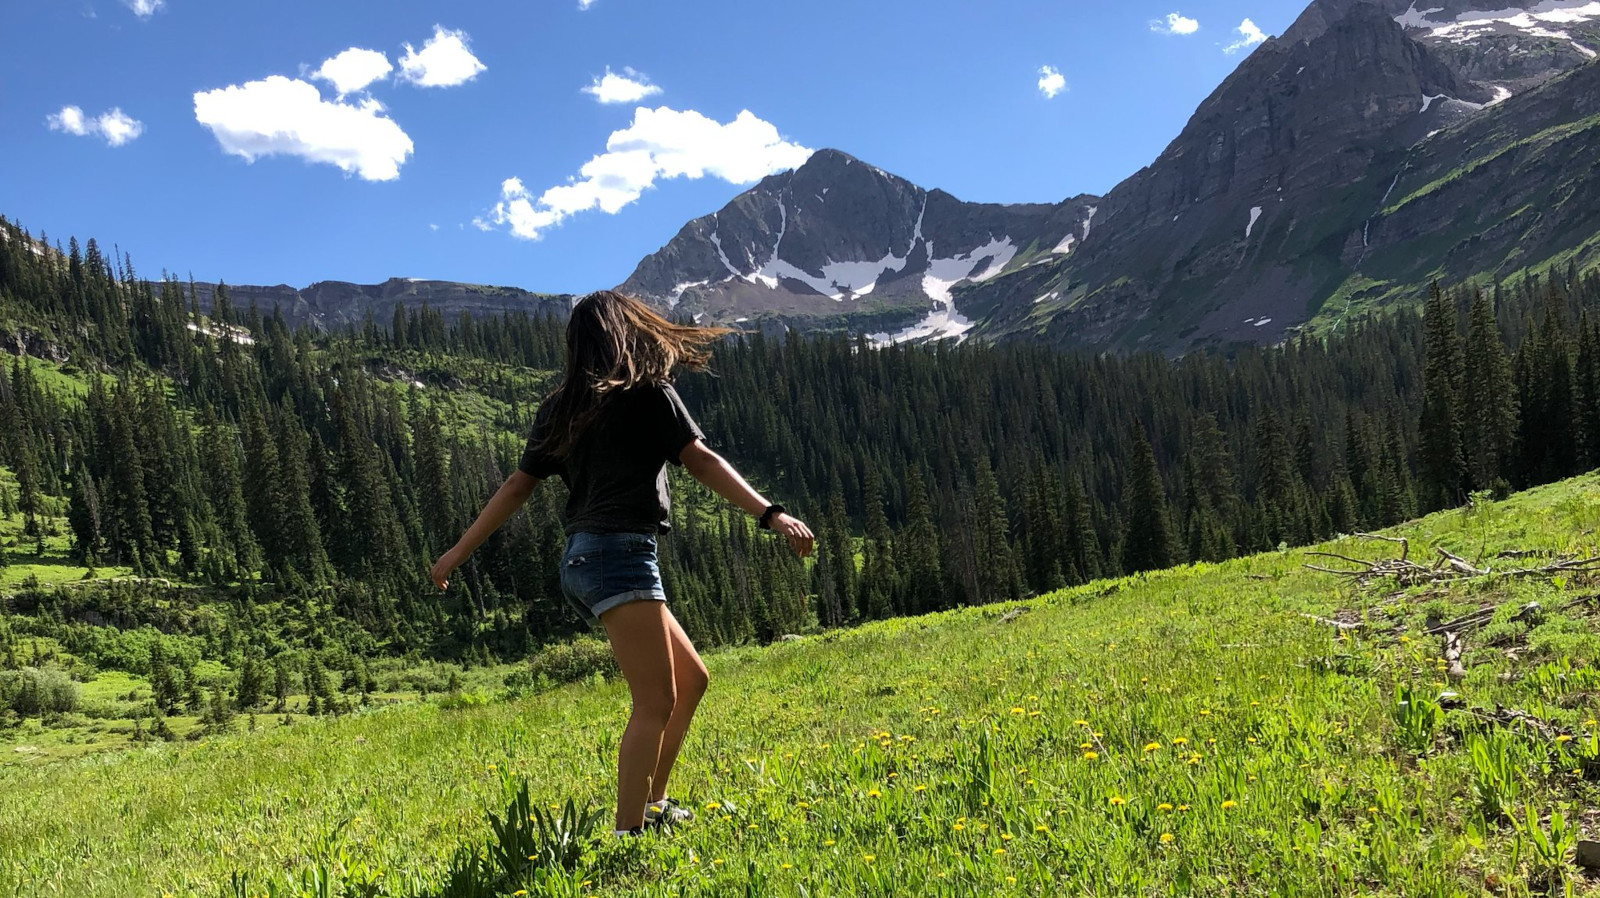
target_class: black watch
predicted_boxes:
[758,504,786,530]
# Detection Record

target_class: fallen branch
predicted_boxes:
[1302,613,1363,631]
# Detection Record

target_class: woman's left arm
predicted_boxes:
[679,439,815,557]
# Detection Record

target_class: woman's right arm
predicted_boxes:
[430,470,541,590]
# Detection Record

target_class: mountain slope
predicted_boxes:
[187,278,572,332]
[620,148,1099,341]
[614,0,1600,353]
[960,0,1600,351]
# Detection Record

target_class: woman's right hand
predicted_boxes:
[430,549,462,591]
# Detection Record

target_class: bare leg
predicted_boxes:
[600,601,677,831]
[649,609,709,802]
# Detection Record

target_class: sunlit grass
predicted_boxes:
[2,476,1600,895]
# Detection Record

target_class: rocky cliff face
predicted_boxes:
[620,149,1099,342]
[961,0,1600,351]
[187,278,572,333]
[616,0,1600,352]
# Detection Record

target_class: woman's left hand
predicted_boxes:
[769,513,815,558]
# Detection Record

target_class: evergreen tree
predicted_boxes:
[67,461,105,565]
[1418,282,1467,510]
[1462,290,1518,492]
[897,467,944,613]
[1121,423,1177,574]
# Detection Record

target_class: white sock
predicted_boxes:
[613,828,637,837]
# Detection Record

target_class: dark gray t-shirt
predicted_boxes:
[519,382,705,535]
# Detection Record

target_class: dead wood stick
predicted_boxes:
[1443,631,1467,680]
[1356,533,1409,561]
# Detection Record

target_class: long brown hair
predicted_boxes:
[535,290,731,457]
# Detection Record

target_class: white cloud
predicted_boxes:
[1152,12,1200,35]
[1037,65,1067,99]
[123,0,163,17]
[1225,18,1268,53]
[398,25,486,88]
[582,67,663,104]
[95,109,144,146]
[313,47,393,96]
[47,105,90,136]
[480,106,811,240]
[47,105,144,146]
[193,75,414,181]
[579,0,598,8]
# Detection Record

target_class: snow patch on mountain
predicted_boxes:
[669,280,708,309]
[1246,206,1263,239]
[866,237,1017,346]
[1421,93,1445,112]
[1407,2,1600,57]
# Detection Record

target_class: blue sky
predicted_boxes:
[2,0,1303,295]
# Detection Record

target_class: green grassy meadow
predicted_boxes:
[5,476,1600,895]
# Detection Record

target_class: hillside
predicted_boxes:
[5,474,1600,895]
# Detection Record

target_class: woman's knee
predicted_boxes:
[680,662,709,701]
[631,681,678,724]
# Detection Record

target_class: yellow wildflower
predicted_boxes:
[1144,742,1162,752]
[824,839,836,847]
[1221,800,1237,810]
[1082,751,1099,760]
[1160,832,1174,844]
[1109,796,1126,807]
[1157,803,1173,811]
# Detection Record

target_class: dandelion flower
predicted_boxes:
[1109,796,1126,807]
[1200,709,1211,716]
[782,863,793,870]
[867,790,881,798]
[1367,806,1378,814]
[1171,737,1188,746]
[1557,734,1573,744]
[1035,824,1049,833]
[1082,751,1099,760]
[953,823,965,832]
[1159,832,1174,844]
[1001,833,1013,842]
[1144,742,1162,752]
[914,784,927,792]
[713,859,724,866]
[1011,707,1026,714]
[514,892,527,897]
[863,854,875,863]
[1157,803,1173,811]
[993,848,1006,856]
[1074,719,1089,727]
[1178,804,1191,812]
[824,839,836,847]
[1221,800,1237,810]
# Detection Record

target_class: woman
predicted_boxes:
[429,290,814,837]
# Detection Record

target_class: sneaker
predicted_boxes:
[644,797,694,829]
[611,826,644,838]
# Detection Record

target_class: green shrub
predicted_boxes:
[0,667,81,716]
[526,637,617,686]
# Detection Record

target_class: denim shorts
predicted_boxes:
[560,531,668,626]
